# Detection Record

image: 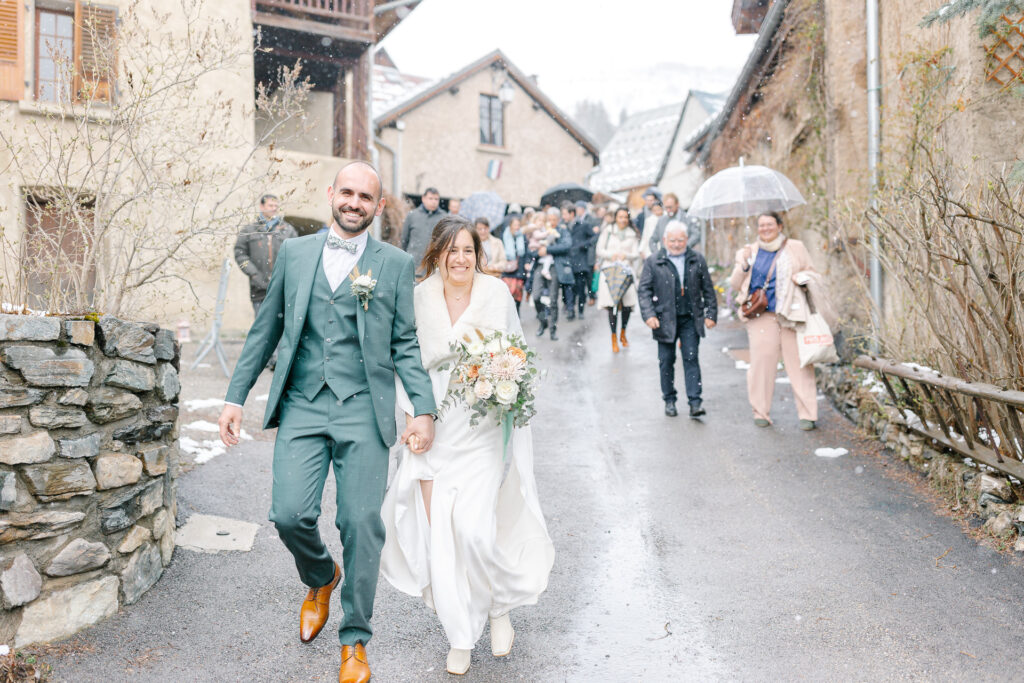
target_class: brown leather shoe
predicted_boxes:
[611,333,620,353]
[619,328,629,347]
[339,643,371,683]
[299,562,341,643]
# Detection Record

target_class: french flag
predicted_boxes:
[486,159,502,180]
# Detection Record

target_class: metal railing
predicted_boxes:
[252,0,373,31]
[855,355,1024,480]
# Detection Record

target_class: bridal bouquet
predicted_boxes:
[439,329,538,437]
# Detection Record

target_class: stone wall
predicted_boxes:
[818,364,1024,554]
[0,314,180,647]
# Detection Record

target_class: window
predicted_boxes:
[35,9,75,103]
[0,0,25,100]
[24,194,96,308]
[479,94,504,147]
[26,2,117,104]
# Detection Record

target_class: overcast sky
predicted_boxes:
[380,0,758,118]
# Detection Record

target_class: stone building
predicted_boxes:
[0,0,418,335]
[688,0,1024,304]
[374,50,599,209]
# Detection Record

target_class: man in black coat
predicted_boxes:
[568,200,598,319]
[638,221,718,417]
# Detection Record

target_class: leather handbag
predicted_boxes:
[740,239,786,318]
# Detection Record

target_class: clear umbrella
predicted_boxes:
[688,159,805,220]
[458,191,507,229]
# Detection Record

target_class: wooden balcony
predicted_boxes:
[252,0,375,44]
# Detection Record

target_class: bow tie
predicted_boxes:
[326,232,358,253]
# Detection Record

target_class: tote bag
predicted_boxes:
[796,312,839,367]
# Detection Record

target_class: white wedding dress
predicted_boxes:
[381,272,555,650]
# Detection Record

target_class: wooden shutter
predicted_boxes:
[0,0,24,101]
[73,1,116,102]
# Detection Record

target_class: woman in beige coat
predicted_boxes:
[474,217,507,276]
[729,212,821,430]
[596,207,642,352]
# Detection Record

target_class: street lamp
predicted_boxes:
[498,78,515,105]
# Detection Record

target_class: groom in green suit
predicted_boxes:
[218,161,436,683]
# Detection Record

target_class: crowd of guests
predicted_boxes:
[234,187,827,433]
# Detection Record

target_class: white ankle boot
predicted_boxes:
[446,648,471,675]
[490,613,515,657]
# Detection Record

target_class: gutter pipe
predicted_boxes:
[866,0,883,325]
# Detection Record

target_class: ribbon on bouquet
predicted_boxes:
[500,410,514,462]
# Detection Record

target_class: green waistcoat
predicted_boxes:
[290,260,368,402]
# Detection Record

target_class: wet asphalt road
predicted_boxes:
[44,309,1024,681]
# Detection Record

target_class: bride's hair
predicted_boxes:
[420,215,484,279]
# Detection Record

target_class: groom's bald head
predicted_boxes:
[334,161,383,203]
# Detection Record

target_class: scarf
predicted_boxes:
[502,229,526,260]
[757,233,786,252]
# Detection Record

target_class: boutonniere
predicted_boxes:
[349,266,377,311]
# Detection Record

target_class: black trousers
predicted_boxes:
[534,276,560,326]
[572,271,590,312]
[658,315,702,405]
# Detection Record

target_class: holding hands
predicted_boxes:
[401,414,435,454]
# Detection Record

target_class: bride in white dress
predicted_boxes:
[381,216,555,675]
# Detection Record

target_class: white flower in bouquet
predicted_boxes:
[494,379,519,405]
[352,274,374,288]
[486,351,527,382]
[485,337,504,354]
[465,339,486,356]
[474,378,494,400]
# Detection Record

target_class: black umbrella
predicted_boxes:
[540,182,593,207]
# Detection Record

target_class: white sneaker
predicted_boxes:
[490,613,515,657]
[446,648,471,675]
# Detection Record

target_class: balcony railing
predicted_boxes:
[252,0,374,41]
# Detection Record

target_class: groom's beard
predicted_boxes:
[333,205,374,234]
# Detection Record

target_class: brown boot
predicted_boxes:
[339,643,371,683]
[611,333,620,353]
[300,562,341,643]
[619,328,629,348]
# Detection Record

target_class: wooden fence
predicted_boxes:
[854,355,1024,481]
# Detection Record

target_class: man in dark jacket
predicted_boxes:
[530,208,574,341]
[568,200,598,319]
[401,187,444,277]
[638,221,717,417]
[649,192,701,254]
[234,194,298,314]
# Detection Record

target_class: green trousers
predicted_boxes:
[270,386,388,646]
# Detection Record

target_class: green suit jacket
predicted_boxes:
[225,232,436,446]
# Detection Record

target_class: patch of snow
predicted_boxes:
[815,447,849,458]
[1,302,49,315]
[721,346,730,353]
[179,436,226,464]
[735,360,751,370]
[776,377,791,384]
[184,398,224,411]
[183,420,219,432]
[255,394,269,402]
[861,376,887,394]
[901,362,940,375]
[0,644,8,656]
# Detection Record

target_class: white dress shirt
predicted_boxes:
[323,228,368,292]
